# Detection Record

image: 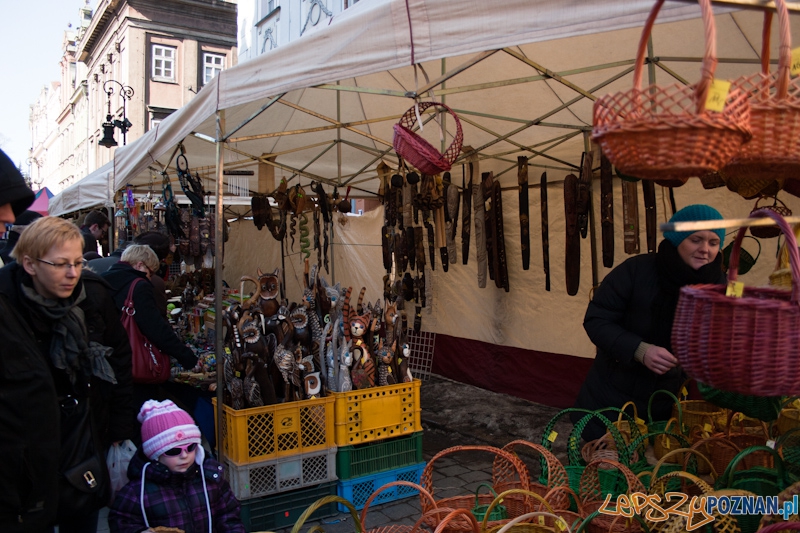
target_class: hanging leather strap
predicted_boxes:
[622,180,640,255]
[578,152,593,240]
[518,156,530,271]
[600,153,614,268]
[642,180,657,254]
[564,174,581,296]
[482,172,496,282]
[473,159,487,288]
[541,172,550,291]
[492,177,509,292]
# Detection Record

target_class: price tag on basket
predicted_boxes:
[556,518,568,532]
[726,280,744,298]
[538,516,546,526]
[792,47,800,76]
[548,431,558,443]
[705,79,731,112]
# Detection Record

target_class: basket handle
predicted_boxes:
[647,389,683,428]
[579,458,646,504]
[494,511,571,533]
[616,400,639,425]
[399,101,464,166]
[759,523,800,533]
[474,482,498,505]
[725,411,770,440]
[775,223,800,271]
[759,0,791,99]
[650,446,717,484]
[360,481,437,529]
[729,208,800,303]
[433,509,481,533]
[650,469,714,496]
[718,445,785,489]
[541,485,584,515]
[498,440,569,494]
[480,488,554,531]
[568,410,630,466]
[633,0,717,113]
[290,495,364,533]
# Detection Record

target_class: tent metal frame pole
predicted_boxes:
[228,113,403,143]
[223,93,286,141]
[671,0,800,13]
[412,50,497,97]
[502,48,598,101]
[214,109,225,460]
[492,131,582,179]
[280,100,393,148]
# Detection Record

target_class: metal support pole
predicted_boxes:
[214,110,225,459]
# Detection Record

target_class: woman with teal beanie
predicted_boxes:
[573,204,727,441]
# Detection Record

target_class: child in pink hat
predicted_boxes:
[108,400,244,533]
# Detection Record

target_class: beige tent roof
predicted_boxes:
[100,0,800,359]
[111,0,798,195]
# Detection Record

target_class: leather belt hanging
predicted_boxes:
[471,156,487,288]
[541,172,550,291]
[622,180,640,254]
[600,153,614,268]
[444,172,459,265]
[483,172,509,292]
[578,152,592,240]
[642,180,657,254]
[482,172,495,282]
[518,156,530,270]
[564,173,580,296]
[462,163,472,265]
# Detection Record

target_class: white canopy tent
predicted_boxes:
[49,161,115,217]
[78,0,800,406]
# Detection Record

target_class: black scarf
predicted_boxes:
[651,239,723,350]
[20,278,116,387]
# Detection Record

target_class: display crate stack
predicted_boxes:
[333,379,425,511]
[214,396,339,531]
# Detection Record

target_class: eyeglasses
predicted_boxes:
[162,442,198,456]
[37,258,88,271]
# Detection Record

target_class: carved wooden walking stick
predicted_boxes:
[600,153,614,268]
[622,179,640,254]
[518,156,530,270]
[642,179,657,254]
[541,172,550,291]
[564,173,580,296]
[462,163,472,265]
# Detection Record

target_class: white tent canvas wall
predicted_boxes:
[104,0,800,406]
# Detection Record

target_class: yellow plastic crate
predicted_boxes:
[334,380,422,446]
[213,396,335,464]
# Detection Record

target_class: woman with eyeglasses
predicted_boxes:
[109,399,244,532]
[102,245,198,412]
[0,216,135,533]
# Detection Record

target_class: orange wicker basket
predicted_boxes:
[420,445,533,533]
[393,102,463,176]
[592,0,751,181]
[578,459,646,533]
[672,209,800,397]
[494,440,571,511]
[723,0,800,184]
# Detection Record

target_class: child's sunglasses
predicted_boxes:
[163,442,198,456]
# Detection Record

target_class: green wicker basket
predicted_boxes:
[697,380,781,422]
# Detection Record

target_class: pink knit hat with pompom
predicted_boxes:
[138,400,202,460]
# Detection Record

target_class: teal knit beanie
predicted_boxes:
[663,204,725,248]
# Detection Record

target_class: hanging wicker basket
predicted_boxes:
[750,196,792,238]
[592,0,751,181]
[393,102,463,176]
[672,209,800,397]
[723,0,800,184]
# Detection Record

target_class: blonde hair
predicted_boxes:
[121,244,160,272]
[11,217,83,261]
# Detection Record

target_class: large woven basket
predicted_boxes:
[393,102,463,176]
[494,440,571,511]
[421,445,532,533]
[592,0,751,181]
[359,481,438,533]
[750,196,792,239]
[578,460,645,533]
[672,209,800,397]
[723,0,800,185]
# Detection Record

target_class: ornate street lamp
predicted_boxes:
[99,80,134,148]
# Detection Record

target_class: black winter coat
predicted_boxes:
[102,261,197,369]
[0,263,136,532]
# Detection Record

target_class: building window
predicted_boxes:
[203,53,225,85]
[152,45,176,82]
[262,0,278,16]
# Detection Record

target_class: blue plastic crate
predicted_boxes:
[336,462,425,511]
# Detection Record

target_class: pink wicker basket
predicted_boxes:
[672,208,800,397]
[393,102,463,175]
[722,0,800,184]
[592,0,751,180]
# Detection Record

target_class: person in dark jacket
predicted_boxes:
[102,245,198,419]
[0,148,34,227]
[108,400,244,533]
[573,204,727,441]
[134,231,171,318]
[0,210,41,264]
[88,243,126,274]
[0,216,135,533]
[80,210,110,255]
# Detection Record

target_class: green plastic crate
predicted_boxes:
[336,431,423,480]
[239,481,337,532]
